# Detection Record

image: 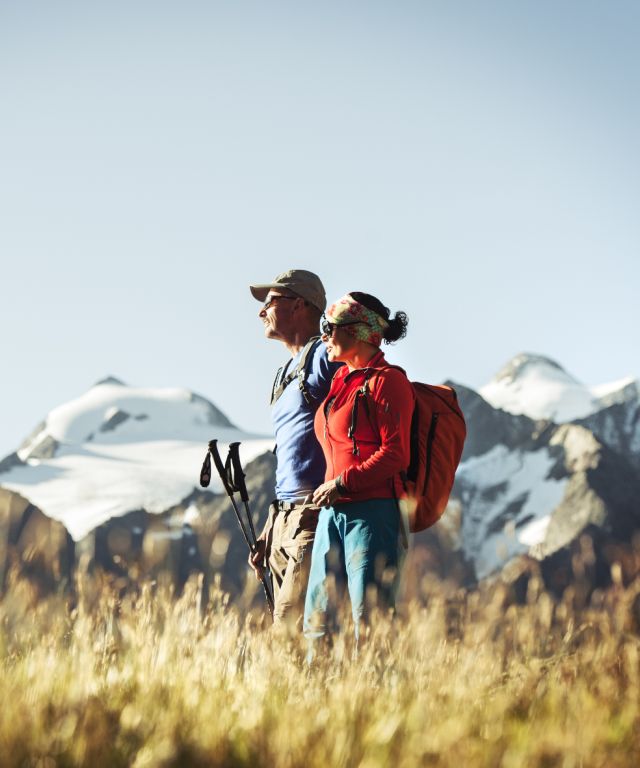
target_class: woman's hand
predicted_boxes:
[312,479,341,508]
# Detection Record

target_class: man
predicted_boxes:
[248,269,340,627]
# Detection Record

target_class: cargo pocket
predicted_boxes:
[293,507,320,539]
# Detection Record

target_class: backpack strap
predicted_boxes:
[347,369,376,455]
[269,359,291,405]
[347,366,416,524]
[270,336,321,406]
[296,336,322,405]
[347,365,407,455]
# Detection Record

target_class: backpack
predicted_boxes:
[351,369,466,533]
[270,336,321,406]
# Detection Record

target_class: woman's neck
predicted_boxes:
[344,344,380,372]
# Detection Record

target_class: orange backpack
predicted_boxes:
[352,371,467,533]
[403,382,466,531]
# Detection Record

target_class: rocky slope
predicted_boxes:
[448,356,640,590]
[1,356,639,598]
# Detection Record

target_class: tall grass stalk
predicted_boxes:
[1,573,640,767]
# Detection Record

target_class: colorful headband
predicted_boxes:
[325,294,389,347]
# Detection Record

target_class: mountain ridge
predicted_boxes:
[479,352,638,423]
[1,379,271,541]
[1,354,639,595]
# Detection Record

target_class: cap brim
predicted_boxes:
[249,283,279,302]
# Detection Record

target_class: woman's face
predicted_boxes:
[322,324,359,363]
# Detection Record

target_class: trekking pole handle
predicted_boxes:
[199,450,212,488]
[228,442,249,502]
[208,440,233,496]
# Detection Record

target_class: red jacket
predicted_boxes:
[314,350,415,503]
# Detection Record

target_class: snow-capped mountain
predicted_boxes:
[446,356,640,585]
[0,378,273,541]
[479,353,638,423]
[2,354,639,597]
[450,383,640,581]
[16,375,235,461]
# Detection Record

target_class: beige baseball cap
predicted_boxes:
[249,269,327,312]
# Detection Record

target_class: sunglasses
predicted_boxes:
[262,295,296,311]
[320,319,365,336]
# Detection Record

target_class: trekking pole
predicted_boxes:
[227,442,260,545]
[223,442,276,618]
[206,440,254,551]
[201,439,274,617]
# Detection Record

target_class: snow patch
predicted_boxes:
[480,355,598,422]
[518,515,552,547]
[479,354,638,424]
[458,444,567,579]
[591,376,636,399]
[184,503,201,526]
[1,432,272,541]
[0,380,271,541]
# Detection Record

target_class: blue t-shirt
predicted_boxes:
[272,341,341,501]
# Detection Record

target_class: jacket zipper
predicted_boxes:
[323,370,368,482]
[323,395,338,478]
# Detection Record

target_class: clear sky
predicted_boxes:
[1,0,638,459]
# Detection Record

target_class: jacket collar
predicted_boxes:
[338,349,387,383]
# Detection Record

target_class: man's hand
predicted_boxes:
[312,479,340,508]
[248,538,267,581]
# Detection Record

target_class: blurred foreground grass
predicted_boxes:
[1,573,640,768]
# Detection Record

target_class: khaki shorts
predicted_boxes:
[264,501,319,626]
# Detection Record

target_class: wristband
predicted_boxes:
[335,475,348,495]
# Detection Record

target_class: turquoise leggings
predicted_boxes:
[303,499,400,641]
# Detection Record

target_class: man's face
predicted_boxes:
[258,291,299,341]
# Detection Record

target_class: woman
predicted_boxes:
[303,291,414,644]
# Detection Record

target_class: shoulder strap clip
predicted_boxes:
[270,336,321,406]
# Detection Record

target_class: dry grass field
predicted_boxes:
[1,571,640,768]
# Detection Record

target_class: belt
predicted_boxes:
[276,498,315,512]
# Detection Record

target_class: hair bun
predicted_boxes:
[383,311,408,344]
